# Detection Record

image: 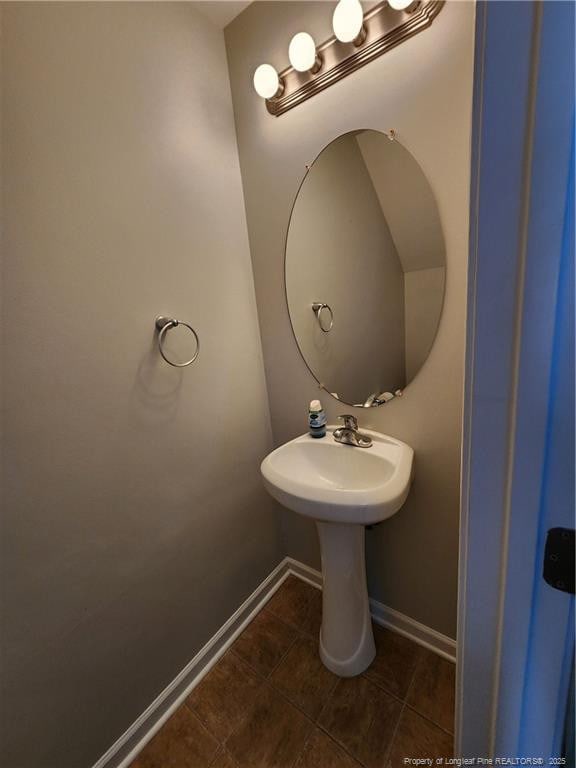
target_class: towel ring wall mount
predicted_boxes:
[312,302,334,333]
[155,316,200,368]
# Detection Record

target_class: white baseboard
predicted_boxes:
[93,556,456,768]
[285,557,456,663]
[369,599,456,662]
[284,556,323,588]
[285,557,456,662]
[93,558,293,768]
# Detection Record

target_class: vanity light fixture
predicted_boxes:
[288,32,322,73]
[332,0,366,46]
[254,0,443,116]
[253,64,284,99]
[388,0,420,11]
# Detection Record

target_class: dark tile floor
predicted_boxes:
[130,576,455,768]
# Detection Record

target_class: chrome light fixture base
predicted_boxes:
[351,24,368,47]
[310,53,323,75]
[265,0,443,117]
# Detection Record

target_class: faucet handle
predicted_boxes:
[338,414,358,430]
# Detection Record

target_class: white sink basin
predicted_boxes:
[261,427,414,677]
[261,428,413,526]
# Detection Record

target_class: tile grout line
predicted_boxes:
[360,653,423,709]
[385,701,407,766]
[314,720,371,768]
[289,726,315,768]
[397,645,421,705]
[183,650,268,752]
[316,672,340,721]
[244,626,365,767]
[268,632,300,678]
[209,745,240,768]
[262,636,366,767]
[402,700,455,738]
[360,673,413,707]
[399,648,456,738]
[218,668,269,756]
[224,622,362,768]
[384,654,421,762]
[383,645,422,765]
[221,615,307,758]
[261,586,365,765]
[182,685,226,749]
[187,629,290,759]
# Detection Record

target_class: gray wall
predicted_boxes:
[225,0,475,638]
[286,132,405,405]
[404,266,445,381]
[0,3,282,766]
[356,129,446,273]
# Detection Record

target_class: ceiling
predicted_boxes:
[194,2,252,29]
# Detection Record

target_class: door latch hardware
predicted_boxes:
[543,528,575,595]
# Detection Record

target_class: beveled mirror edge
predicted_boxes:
[283,128,447,409]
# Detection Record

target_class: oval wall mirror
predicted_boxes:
[285,129,446,407]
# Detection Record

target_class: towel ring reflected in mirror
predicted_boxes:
[155,316,200,368]
[312,302,334,333]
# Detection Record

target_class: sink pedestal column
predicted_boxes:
[316,521,375,677]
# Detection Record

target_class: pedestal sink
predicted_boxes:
[261,427,414,677]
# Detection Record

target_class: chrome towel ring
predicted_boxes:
[155,316,200,368]
[312,302,334,333]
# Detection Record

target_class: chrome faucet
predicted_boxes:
[333,415,373,448]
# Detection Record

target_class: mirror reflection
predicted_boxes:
[285,129,446,407]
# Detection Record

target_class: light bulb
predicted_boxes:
[388,0,418,10]
[253,64,281,99]
[288,32,318,73]
[333,0,364,44]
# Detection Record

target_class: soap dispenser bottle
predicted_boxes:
[308,399,327,438]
